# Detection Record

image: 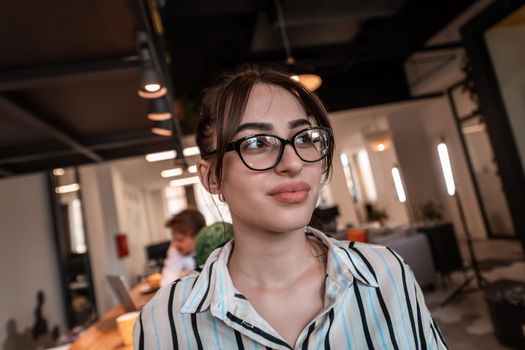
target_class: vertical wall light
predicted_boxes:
[340,153,360,203]
[357,149,378,202]
[435,138,486,305]
[437,142,456,196]
[391,166,407,203]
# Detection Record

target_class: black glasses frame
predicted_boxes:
[204,127,333,171]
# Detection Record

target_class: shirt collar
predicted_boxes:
[180,226,377,314]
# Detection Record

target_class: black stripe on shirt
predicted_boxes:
[348,246,400,350]
[234,293,247,300]
[138,310,144,350]
[339,246,371,285]
[430,321,439,347]
[431,315,448,349]
[415,285,427,350]
[353,282,375,350]
[226,312,292,349]
[350,248,400,350]
[375,288,400,350]
[302,322,316,350]
[196,261,216,312]
[324,309,334,350]
[387,247,419,350]
[235,329,245,350]
[191,313,203,350]
[348,245,379,285]
[168,281,179,349]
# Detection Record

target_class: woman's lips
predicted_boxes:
[270,190,309,203]
[268,182,310,204]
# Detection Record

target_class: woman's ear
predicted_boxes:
[197,159,220,194]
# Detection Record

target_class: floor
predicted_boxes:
[423,238,524,350]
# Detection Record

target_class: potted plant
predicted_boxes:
[418,201,443,224]
[366,204,389,226]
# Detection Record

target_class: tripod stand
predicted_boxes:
[440,192,488,307]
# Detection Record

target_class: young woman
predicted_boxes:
[135,65,447,350]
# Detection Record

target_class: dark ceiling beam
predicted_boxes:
[0,167,14,177]
[0,132,166,164]
[0,55,141,91]
[0,95,103,162]
[416,41,464,53]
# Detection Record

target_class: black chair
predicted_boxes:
[311,206,340,234]
[146,240,171,270]
[416,223,463,274]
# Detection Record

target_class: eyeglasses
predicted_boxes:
[204,127,333,171]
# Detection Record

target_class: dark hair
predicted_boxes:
[165,208,206,238]
[196,64,334,189]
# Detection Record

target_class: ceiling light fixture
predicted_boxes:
[188,165,197,173]
[151,120,173,137]
[145,150,177,162]
[55,183,80,194]
[161,168,184,178]
[53,168,65,176]
[365,130,392,152]
[138,48,167,99]
[169,176,200,188]
[148,97,172,121]
[183,146,200,157]
[275,0,322,92]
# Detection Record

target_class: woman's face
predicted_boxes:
[219,83,323,233]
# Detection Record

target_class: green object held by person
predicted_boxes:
[195,222,234,266]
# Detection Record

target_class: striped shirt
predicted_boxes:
[134,227,447,349]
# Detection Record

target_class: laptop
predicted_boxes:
[106,275,138,312]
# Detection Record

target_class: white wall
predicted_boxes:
[388,102,444,219]
[79,163,161,315]
[0,173,65,345]
[418,98,487,239]
[326,93,487,240]
[485,23,525,173]
[327,110,410,228]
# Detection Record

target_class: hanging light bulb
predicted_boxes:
[365,130,392,152]
[148,97,172,121]
[138,48,167,99]
[275,0,322,92]
[290,73,323,92]
[151,120,173,137]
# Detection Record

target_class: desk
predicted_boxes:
[70,284,155,350]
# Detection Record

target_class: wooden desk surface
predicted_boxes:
[70,284,156,350]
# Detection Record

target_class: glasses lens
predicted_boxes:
[294,128,331,162]
[239,135,281,170]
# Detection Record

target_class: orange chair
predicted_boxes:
[346,228,367,243]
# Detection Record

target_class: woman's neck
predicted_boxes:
[227,220,321,290]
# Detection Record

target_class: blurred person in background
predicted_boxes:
[160,208,206,287]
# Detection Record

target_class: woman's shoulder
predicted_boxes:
[141,270,201,317]
[331,237,406,262]
[330,238,411,282]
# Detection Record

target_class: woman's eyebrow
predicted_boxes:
[289,118,311,129]
[235,118,311,134]
[235,122,273,134]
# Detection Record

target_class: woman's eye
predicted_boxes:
[242,137,273,152]
[296,134,314,145]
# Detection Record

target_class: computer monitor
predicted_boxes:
[106,275,138,312]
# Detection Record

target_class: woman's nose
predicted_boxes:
[274,144,303,175]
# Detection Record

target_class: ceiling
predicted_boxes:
[0,0,474,178]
